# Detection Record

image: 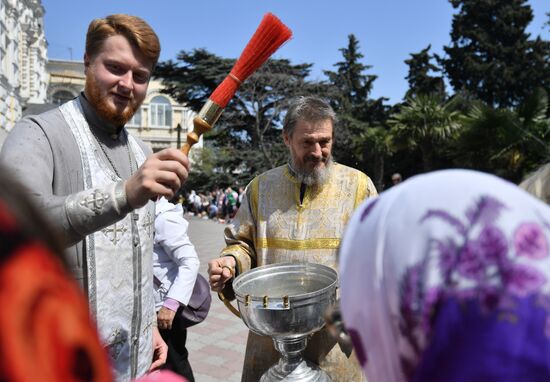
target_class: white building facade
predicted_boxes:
[0,0,48,144]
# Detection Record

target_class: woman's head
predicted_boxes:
[339,169,550,382]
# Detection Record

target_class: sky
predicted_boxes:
[42,0,549,104]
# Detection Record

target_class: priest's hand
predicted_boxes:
[149,327,168,371]
[126,148,190,209]
[157,306,176,330]
[208,256,236,292]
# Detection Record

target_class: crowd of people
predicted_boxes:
[1,11,550,382]
[181,187,244,223]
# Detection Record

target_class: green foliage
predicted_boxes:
[389,94,462,171]
[405,45,445,99]
[324,34,376,113]
[324,34,390,182]
[155,49,234,111]
[439,0,550,108]
[355,125,394,189]
[453,88,550,182]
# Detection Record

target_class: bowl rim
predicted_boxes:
[233,262,338,303]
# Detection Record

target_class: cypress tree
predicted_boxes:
[439,0,550,108]
[405,45,445,99]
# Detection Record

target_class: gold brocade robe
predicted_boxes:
[221,163,377,382]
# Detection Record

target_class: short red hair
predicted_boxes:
[85,14,160,67]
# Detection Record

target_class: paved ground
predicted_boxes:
[185,215,248,382]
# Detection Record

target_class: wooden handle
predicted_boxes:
[180,116,212,155]
[181,143,191,155]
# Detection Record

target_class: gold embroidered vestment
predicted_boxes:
[221,163,377,382]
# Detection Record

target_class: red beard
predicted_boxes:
[85,75,140,126]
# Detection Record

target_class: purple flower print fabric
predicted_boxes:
[339,169,550,382]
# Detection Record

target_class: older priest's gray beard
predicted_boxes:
[288,157,333,186]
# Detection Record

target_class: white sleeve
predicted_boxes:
[154,198,200,305]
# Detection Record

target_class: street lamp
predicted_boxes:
[176,122,182,149]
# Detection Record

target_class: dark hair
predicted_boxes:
[283,96,337,137]
[85,14,160,67]
[0,165,66,265]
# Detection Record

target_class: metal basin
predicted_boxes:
[233,262,338,339]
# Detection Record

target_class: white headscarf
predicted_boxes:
[339,169,550,382]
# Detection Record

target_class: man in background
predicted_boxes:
[392,172,403,185]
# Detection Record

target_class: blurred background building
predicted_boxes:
[0,0,48,145]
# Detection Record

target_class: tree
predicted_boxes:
[324,34,389,170]
[388,94,462,172]
[453,88,550,181]
[324,34,376,114]
[155,49,326,184]
[357,125,393,191]
[404,45,445,99]
[439,0,550,108]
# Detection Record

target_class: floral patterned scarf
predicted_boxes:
[0,198,113,382]
[339,169,550,382]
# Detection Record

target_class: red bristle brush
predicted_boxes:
[181,13,292,155]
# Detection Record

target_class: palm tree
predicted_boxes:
[388,94,462,171]
[456,88,550,181]
[356,125,393,191]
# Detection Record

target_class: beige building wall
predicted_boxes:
[126,79,201,153]
[47,59,86,104]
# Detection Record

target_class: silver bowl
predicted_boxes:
[233,262,337,381]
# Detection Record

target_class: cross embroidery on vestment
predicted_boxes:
[79,189,110,214]
[102,223,127,245]
[106,328,127,361]
[141,212,154,236]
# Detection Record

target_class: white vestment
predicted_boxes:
[60,99,155,381]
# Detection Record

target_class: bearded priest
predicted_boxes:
[208,96,377,382]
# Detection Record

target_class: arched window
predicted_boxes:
[149,95,172,127]
[52,90,75,105]
[127,108,142,127]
